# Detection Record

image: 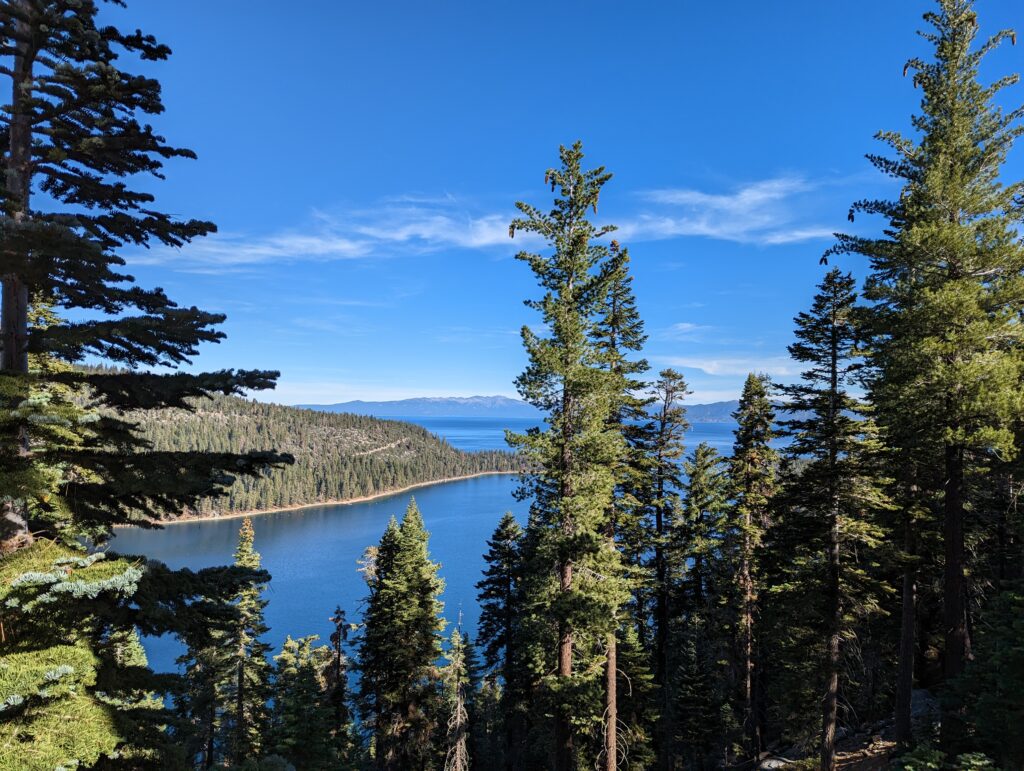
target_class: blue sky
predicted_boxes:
[107,0,1023,405]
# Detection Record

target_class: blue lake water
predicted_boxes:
[387,415,739,454]
[112,418,739,672]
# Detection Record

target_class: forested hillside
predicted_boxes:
[136,395,518,517]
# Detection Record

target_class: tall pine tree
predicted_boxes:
[507,142,629,770]
[828,0,1024,749]
[771,269,890,769]
[728,373,777,759]
[0,5,289,762]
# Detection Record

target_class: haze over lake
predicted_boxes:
[114,417,738,672]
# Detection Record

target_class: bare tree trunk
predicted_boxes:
[605,630,617,771]
[895,512,916,748]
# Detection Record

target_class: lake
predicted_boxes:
[383,415,739,454]
[112,418,739,672]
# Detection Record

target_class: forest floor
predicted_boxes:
[836,736,897,769]
[761,731,897,768]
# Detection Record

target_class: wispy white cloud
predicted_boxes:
[348,208,512,250]
[658,322,712,341]
[129,229,371,269]
[130,175,840,271]
[128,200,526,270]
[655,354,797,378]
[617,176,837,246]
[434,326,520,345]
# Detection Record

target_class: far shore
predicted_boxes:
[115,470,520,529]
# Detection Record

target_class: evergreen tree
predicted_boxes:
[176,642,223,769]
[357,498,445,770]
[770,269,890,768]
[727,373,777,758]
[0,0,288,546]
[327,605,356,759]
[475,512,524,770]
[591,245,654,771]
[677,442,734,765]
[0,4,289,764]
[957,581,1024,768]
[642,368,689,767]
[220,518,273,766]
[827,0,1024,749]
[442,627,472,771]
[507,142,630,770]
[270,634,336,770]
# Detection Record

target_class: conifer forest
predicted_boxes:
[2,1,1024,769]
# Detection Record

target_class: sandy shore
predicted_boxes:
[117,470,519,528]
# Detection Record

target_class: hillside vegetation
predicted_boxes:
[135,395,519,517]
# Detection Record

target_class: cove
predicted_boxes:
[112,418,740,672]
[112,474,528,672]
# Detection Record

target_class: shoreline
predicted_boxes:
[117,470,519,528]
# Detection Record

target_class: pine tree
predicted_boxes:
[223,517,272,765]
[827,0,1024,748]
[728,373,777,758]
[591,245,653,771]
[357,498,445,770]
[475,512,524,770]
[642,369,689,767]
[677,442,733,764]
[771,269,890,768]
[0,5,289,763]
[0,0,288,546]
[327,605,356,760]
[176,642,223,769]
[507,142,630,770]
[270,635,336,770]
[442,628,472,771]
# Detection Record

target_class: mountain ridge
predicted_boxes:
[297,395,745,422]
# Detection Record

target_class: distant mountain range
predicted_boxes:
[298,395,746,423]
[297,395,543,418]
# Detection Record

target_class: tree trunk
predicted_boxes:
[654,485,671,767]
[894,512,916,748]
[504,577,517,771]
[555,381,575,771]
[605,630,617,771]
[234,654,245,764]
[204,696,216,769]
[941,443,969,748]
[1,1,34,552]
[820,315,842,771]
[555,559,574,771]
[821,509,841,770]
[741,516,756,757]
[3,1,33,375]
